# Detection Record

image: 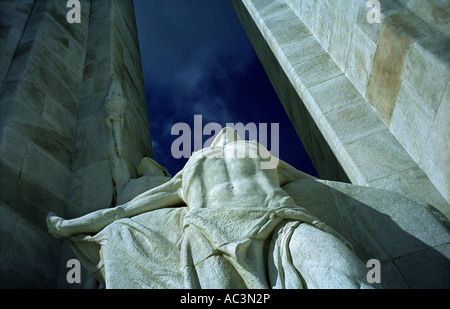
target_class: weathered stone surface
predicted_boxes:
[328,0,361,71]
[421,85,450,210]
[233,0,449,218]
[73,113,110,171]
[300,0,317,31]
[42,96,78,140]
[284,178,450,288]
[17,175,67,231]
[393,244,450,289]
[391,81,436,164]
[1,214,61,288]
[0,0,34,85]
[368,166,450,215]
[80,160,114,215]
[306,75,365,117]
[378,261,409,289]
[408,0,450,34]
[365,7,445,127]
[402,34,449,119]
[66,169,84,219]
[318,96,386,152]
[313,0,334,51]
[345,24,377,97]
[0,125,28,171]
[337,129,416,185]
[8,100,74,167]
[21,141,71,201]
[0,0,152,289]
[0,204,17,264]
[290,53,343,92]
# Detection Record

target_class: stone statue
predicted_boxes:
[105,78,131,195]
[116,157,172,205]
[47,128,377,289]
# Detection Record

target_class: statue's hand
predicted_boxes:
[46,212,67,239]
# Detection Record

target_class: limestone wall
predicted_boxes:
[232,0,449,218]
[60,0,153,288]
[286,0,450,212]
[0,0,152,288]
[0,0,89,288]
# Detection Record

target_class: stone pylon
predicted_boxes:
[0,0,152,288]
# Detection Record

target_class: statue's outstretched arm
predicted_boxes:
[47,171,184,238]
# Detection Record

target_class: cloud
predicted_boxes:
[134,0,254,89]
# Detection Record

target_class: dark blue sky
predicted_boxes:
[133,0,318,177]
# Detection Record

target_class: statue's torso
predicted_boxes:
[182,141,292,209]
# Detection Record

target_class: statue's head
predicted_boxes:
[138,157,171,177]
[210,127,242,149]
[208,127,279,169]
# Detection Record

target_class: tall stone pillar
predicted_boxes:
[0,0,152,288]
